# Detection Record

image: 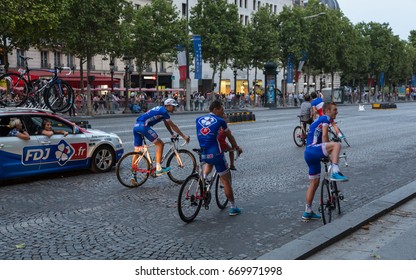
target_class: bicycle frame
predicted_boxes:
[135,135,187,176]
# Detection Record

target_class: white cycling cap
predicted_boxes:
[164,98,178,106]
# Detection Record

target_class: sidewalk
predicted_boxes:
[258,180,416,260]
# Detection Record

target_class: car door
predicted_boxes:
[29,115,90,172]
[0,115,42,180]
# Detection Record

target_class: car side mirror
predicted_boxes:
[73,126,79,134]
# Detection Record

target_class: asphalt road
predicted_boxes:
[1,103,416,259]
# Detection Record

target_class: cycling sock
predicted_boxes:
[332,163,340,173]
[305,204,312,213]
[156,163,161,171]
[230,201,236,208]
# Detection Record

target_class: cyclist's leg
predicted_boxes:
[303,145,325,219]
[214,155,240,215]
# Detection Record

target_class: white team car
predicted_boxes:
[0,108,124,181]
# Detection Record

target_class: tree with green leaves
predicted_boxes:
[0,0,66,72]
[189,0,242,93]
[130,0,187,93]
[246,6,280,90]
[57,0,130,115]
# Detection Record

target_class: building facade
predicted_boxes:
[1,0,340,98]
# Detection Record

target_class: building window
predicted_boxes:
[66,54,74,68]
[235,0,237,5]
[245,16,249,25]
[41,51,49,68]
[182,3,186,17]
[240,0,243,7]
[135,4,140,9]
[274,5,277,13]
[240,14,244,24]
[245,0,248,8]
[253,0,256,10]
[160,61,166,73]
[54,52,61,67]
[17,50,25,67]
[258,1,261,9]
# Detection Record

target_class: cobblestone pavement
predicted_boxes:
[2,103,416,260]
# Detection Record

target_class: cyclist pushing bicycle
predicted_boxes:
[131,98,190,184]
[303,102,348,221]
[196,100,243,216]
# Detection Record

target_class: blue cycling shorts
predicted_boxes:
[202,149,228,175]
[304,143,328,179]
[133,123,158,147]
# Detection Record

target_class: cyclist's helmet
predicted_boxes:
[164,98,178,107]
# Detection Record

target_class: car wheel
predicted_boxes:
[90,145,115,173]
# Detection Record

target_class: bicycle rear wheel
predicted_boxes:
[293,126,305,147]
[0,73,29,107]
[43,80,74,113]
[320,179,332,224]
[116,152,150,188]
[166,149,197,184]
[178,174,203,223]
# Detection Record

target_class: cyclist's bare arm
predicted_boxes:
[164,119,190,143]
[224,129,242,155]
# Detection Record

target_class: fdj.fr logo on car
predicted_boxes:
[23,140,75,166]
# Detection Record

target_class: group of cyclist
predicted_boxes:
[129,90,348,221]
[131,98,243,217]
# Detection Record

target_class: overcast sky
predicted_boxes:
[337,0,415,41]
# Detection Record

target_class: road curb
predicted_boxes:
[257,181,416,260]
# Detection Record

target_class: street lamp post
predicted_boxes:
[123,56,132,113]
[233,63,238,95]
[109,59,115,92]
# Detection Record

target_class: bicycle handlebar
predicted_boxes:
[169,135,189,147]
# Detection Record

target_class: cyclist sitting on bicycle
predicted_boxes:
[132,98,190,179]
[196,100,243,216]
[300,94,313,133]
[311,91,344,139]
[303,102,348,221]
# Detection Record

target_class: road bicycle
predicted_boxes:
[177,148,238,223]
[319,153,349,224]
[116,135,196,187]
[293,116,351,148]
[0,55,74,113]
[293,115,309,147]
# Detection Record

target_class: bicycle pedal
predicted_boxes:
[204,205,209,210]
[339,194,344,200]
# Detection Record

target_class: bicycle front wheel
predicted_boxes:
[0,73,29,107]
[320,179,332,224]
[116,152,150,188]
[166,149,197,184]
[293,126,305,147]
[331,181,341,215]
[215,174,229,209]
[44,80,74,113]
[177,174,203,223]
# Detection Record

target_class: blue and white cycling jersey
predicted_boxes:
[306,115,331,146]
[196,113,228,152]
[136,106,170,127]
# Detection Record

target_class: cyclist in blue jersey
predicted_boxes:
[196,100,243,216]
[132,98,190,184]
[303,102,348,221]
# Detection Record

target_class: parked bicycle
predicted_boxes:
[0,55,74,113]
[177,148,238,223]
[116,134,196,187]
[319,153,349,225]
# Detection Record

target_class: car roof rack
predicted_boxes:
[0,107,55,114]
